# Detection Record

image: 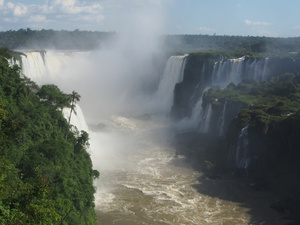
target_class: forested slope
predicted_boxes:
[0,48,99,224]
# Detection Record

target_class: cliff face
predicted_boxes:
[172,53,222,119]
[173,53,300,133]
[172,52,300,177]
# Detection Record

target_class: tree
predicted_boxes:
[37,84,70,111]
[65,91,81,140]
[0,157,61,224]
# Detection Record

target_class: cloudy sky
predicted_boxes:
[1,0,300,37]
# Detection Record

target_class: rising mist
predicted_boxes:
[35,2,169,122]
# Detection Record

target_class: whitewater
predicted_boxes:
[91,115,252,225]
[15,50,284,225]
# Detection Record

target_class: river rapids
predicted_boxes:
[91,115,283,225]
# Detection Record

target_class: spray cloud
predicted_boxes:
[43,0,169,122]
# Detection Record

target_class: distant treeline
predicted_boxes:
[163,34,300,55]
[1,29,300,54]
[0,28,115,50]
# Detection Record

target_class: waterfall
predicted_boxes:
[20,51,47,82]
[212,56,245,88]
[198,103,213,133]
[218,100,227,136]
[174,86,211,131]
[211,56,271,88]
[261,57,270,81]
[63,104,89,132]
[186,56,271,136]
[244,57,270,82]
[16,50,90,84]
[155,54,188,111]
[8,57,21,68]
[190,87,210,122]
[14,50,90,133]
[235,124,250,169]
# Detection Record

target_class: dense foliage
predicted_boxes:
[0,48,99,224]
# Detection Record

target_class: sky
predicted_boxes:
[1,0,300,37]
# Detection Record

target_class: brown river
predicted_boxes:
[90,115,286,225]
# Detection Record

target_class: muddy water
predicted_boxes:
[91,116,284,225]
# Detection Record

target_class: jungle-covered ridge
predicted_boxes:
[1,29,300,54]
[0,47,99,224]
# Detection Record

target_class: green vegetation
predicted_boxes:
[164,34,300,55]
[1,29,300,54]
[0,29,114,50]
[203,71,300,177]
[66,91,81,140]
[0,48,99,224]
[203,72,300,127]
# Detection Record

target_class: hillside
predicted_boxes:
[0,47,99,224]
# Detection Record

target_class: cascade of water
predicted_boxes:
[20,51,48,82]
[211,56,272,88]
[8,57,21,68]
[249,59,258,80]
[190,87,210,121]
[218,100,227,136]
[174,86,211,131]
[63,104,89,132]
[235,124,250,169]
[231,57,245,84]
[189,62,206,105]
[155,54,188,110]
[212,56,245,88]
[211,60,224,84]
[198,103,213,133]
[189,56,272,136]
[244,58,270,82]
[16,50,90,85]
[253,60,264,81]
[261,57,270,81]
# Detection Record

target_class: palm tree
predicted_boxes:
[65,91,81,140]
